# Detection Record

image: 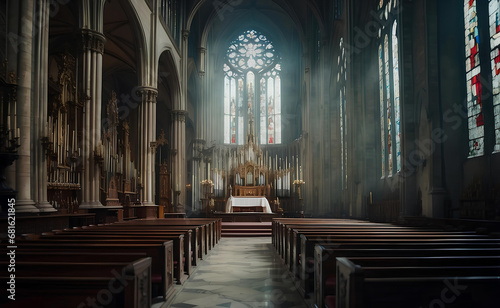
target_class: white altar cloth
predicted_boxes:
[225,196,273,213]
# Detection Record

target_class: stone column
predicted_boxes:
[32,0,55,212]
[137,87,158,205]
[79,29,105,208]
[173,29,189,213]
[172,110,187,212]
[193,47,206,213]
[15,0,38,213]
[192,139,205,212]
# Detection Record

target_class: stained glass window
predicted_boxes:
[384,35,393,175]
[464,0,484,156]
[489,0,500,152]
[338,38,347,189]
[392,21,401,171]
[377,0,401,177]
[224,30,281,144]
[379,45,386,177]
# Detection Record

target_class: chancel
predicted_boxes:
[0,0,499,307]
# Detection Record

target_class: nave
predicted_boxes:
[166,237,308,308]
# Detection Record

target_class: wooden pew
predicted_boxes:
[0,257,152,308]
[287,227,473,273]
[60,226,203,264]
[315,245,500,308]
[297,232,496,279]
[272,218,396,252]
[44,229,196,273]
[335,257,500,308]
[8,242,174,299]
[19,235,187,285]
[277,222,407,258]
[119,218,221,247]
[285,227,474,264]
[300,234,500,297]
[94,220,210,257]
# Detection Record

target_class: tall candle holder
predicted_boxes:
[41,136,56,158]
[293,179,305,199]
[94,143,104,166]
[293,179,305,216]
[0,125,20,204]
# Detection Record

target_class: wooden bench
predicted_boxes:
[315,245,500,308]
[0,257,152,308]
[45,229,196,273]
[300,233,500,296]
[8,242,174,299]
[62,225,203,263]
[106,219,217,255]
[276,222,407,258]
[20,235,188,285]
[122,218,222,245]
[286,227,473,273]
[335,256,500,308]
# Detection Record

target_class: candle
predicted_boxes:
[300,165,302,179]
[296,157,299,179]
[16,127,20,138]
[72,130,75,152]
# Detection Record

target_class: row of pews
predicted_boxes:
[1,218,221,308]
[272,218,500,308]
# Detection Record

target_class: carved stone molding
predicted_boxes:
[80,29,106,54]
[182,30,190,41]
[136,86,158,103]
[172,110,188,123]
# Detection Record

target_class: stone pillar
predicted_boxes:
[15,0,38,213]
[172,110,187,212]
[79,29,105,208]
[193,47,206,213]
[192,139,205,212]
[137,87,158,205]
[302,62,311,215]
[173,29,189,213]
[32,0,55,212]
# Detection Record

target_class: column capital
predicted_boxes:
[182,30,190,40]
[136,86,158,102]
[79,29,106,54]
[193,139,206,145]
[172,110,188,122]
[198,47,206,54]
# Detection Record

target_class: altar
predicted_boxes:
[225,196,273,213]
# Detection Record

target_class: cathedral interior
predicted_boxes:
[1,0,500,232]
[2,1,500,307]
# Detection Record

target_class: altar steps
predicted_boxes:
[221,222,272,237]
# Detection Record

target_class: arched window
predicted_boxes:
[377,0,401,177]
[338,38,347,189]
[223,29,281,145]
[488,0,500,152]
[464,0,483,157]
[460,1,500,156]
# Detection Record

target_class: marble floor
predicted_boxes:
[159,237,310,308]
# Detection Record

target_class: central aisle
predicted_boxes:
[166,237,309,308]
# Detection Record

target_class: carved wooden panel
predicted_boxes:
[234,185,266,196]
